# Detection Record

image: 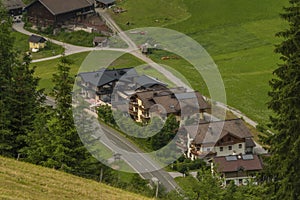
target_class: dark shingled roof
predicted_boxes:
[96,0,115,5]
[3,0,25,10]
[28,34,47,43]
[30,0,93,15]
[133,89,209,115]
[152,95,180,114]
[187,119,254,145]
[78,68,138,87]
[135,75,167,89]
[177,91,210,115]
[214,154,263,173]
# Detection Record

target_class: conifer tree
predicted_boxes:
[0,5,17,157]
[262,0,300,199]
[9,54,43,157]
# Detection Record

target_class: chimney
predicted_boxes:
[208,125,213,134]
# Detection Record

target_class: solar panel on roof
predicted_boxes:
[242,154,254,160]
[225,155,237,161]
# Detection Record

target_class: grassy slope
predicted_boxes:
[110,0,190,30]
[111,0,288,124]
[0,156,152,200]
[32,52,90,93]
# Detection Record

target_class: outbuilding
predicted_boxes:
[28,34,47,51]
[93,36,108,47]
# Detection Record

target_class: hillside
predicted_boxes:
[0,156,152,200]
[111,0,288,124]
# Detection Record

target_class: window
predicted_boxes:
[239,144,242,149]
[228,146,232,150]
[220,147,223,152]
[207,148,211,152]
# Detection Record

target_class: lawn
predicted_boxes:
[32,52,90,93]
[110,0,288,124]
[109,0,190,30]
[12,30,64,60]
[0,156,152,200]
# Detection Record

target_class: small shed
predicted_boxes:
[93,36,108,47]
[140,43,150,54]
[28,35,47,51]
[96,0,115,8]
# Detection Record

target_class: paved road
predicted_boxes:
[80,110,180,192]
[96,8,137,49]
[101,124,180,192]
[17,9,267,190]
[96,9,193,92]
[96,10,268,136]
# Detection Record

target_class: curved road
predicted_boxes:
[14,10,267,191]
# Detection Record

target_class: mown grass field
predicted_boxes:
[0,156,152,200]
[12,31,64,60]
[111,0,288,124]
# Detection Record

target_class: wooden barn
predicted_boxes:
[25,0,95,27]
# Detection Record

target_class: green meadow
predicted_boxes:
[110,0,288,124]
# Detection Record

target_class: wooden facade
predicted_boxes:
[26,0,94,27]
[27,1,55,27]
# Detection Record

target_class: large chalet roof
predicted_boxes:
[214,154,263,173]
[187,119,253,145]
[134,89,209,115]
[28,0,93,15]
[177,91,210,113]
[78,68,138,87]
[152,95,180,114]
[3,0,25,10]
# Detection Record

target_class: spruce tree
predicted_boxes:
[263,0,300,199]
[9,54,43,157]
[45,56,82,170]
[0,4,13,156]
